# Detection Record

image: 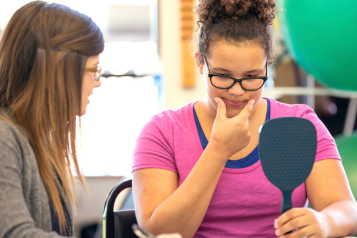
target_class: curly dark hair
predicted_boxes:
[194,0,276,64]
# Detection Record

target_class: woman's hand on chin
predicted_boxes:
[208,97,255,158]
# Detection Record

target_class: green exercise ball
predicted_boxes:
[277,0,357,91]
[335,133,357,199]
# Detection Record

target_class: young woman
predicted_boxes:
[132,0,357,237]
[0,2,181,238]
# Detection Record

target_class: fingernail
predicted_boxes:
[275,229,280,236]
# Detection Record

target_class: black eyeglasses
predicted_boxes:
[203,56,268,91]
[85,66,102,81]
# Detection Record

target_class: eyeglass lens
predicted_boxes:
[211,76,265,90]
[95,67,101,81]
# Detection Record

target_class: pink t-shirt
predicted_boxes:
[132,98,341,237]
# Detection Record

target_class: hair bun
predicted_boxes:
[195,0,276,25]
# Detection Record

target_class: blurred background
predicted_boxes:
[1,0,356,237]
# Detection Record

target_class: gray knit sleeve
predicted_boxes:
[0,119,67,238]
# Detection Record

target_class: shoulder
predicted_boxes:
[146,102,196,131]
[0,119,22,139]
[266,97,314,118]
[0,111,30,147]
[135,102,196,152]
[267,97,327,130]
[0,111,32,167]
[155,102,195,121]
[266,98,339,142]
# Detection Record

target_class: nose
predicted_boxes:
[228,81,245,96]
[94,79,101,88]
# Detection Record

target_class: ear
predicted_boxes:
[194,51,204,75]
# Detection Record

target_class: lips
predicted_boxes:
[87,94,92,103]
[224,98,247,107]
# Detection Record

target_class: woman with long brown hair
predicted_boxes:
[0,1,180,238]
[0,1,103,237]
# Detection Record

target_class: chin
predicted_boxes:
[226,111,241,119]
[226,112,239,118]
[80,108,87,116]
[80,101,89,116]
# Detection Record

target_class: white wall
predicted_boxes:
[160,0,206,110]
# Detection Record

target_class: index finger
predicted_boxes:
[275,208,306,229]
[157,234,182,238]
[235,100,255,121]
[215,97,227,120]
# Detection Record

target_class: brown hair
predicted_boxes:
[194,0,276,63]
[0,1,104,233]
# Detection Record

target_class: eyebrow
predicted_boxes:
[211,66,264,74]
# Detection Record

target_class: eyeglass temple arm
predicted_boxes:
[85,68,100,73]
[203,55,210,73]
[266,60,268,76]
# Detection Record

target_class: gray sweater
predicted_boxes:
[0,109,73,238]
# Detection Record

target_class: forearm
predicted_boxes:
[141,145,228,238]
[322,199,357,237]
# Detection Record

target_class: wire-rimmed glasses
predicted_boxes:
[85,66,102,81]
